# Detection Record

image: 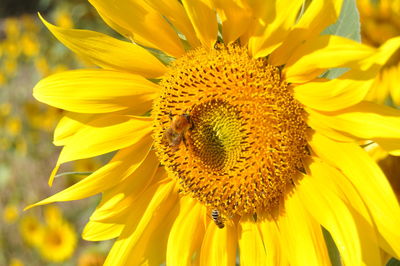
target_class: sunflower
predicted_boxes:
[358,0,400,105]
[3,204,19,224]
[36,206,77,262]
[30,0,400,265]
[19,214,43,247]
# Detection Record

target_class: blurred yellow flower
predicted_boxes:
[19,215,43,247]
[358,0,400,104]
[5,117,22,136]
[21,33,39,58]
[55,10,74,29]
[27,206,79,262]
[78,252,106,266]
[0,103,11,116]
[3,204,19,224]
[37,216,77,262]
[4,18,20,39]
[8,258,24,266]
[3,40,21,59]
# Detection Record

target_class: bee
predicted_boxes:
[211,209,225,229]
[164,113,193,147]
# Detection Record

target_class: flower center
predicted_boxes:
[46,229,63,246]
[153,45,309,217]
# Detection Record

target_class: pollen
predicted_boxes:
[152,44,309,218]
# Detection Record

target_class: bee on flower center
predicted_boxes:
[164,113,193,147]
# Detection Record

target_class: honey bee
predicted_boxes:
[164,113,193,147]
[211,209,225,229]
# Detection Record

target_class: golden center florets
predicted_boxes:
[152,44,309,217]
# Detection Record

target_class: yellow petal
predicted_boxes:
[167,197,206,265]
[249,0,304,58]
[96,10,132,39]
[389,65,400,105]
[33,69,160,114]
[238,219,267,266]
[57,116,152,165]
[143,0,201,47]
[53,113,96,146]
[310,133,400,257]
[212,0,252,44]
[39,14,167,78]
[236,0,274,45]
[294,68,376,111]
[307,108,356,142]
[181,0,218,48]
[311,101,400,141]
[90,152,160,222]
[25,133,153,205]
[365,71,391,104]
[200,221,237,266]
[258,219,287,265]
[138,206,179,266]
[104,180,178,266]
[374,138,400,156]
[82,220,124,241]
[297,159,362,266]
[278,192,331,266]
[284,35,376,83]
[305,158,383,265]
[88,0,184,57]
[270,0,343,65]
[363,36,400,67]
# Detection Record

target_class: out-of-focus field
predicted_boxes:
[0,1,114,265]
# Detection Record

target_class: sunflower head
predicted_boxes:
[37,222,77,262]
[19,215,43,247]
[153,44,309,218]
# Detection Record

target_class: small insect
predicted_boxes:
[164,113,193,147]
[211,209,225,229]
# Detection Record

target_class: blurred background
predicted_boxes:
[0,0,115,265]
[0,0,400,265]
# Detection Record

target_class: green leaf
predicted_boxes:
[54,171,93,178]
[387,258,400,266]
[147,47,175,65]
[323,0,361,42]
[322,227,342,266]
[322,0,361,79]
